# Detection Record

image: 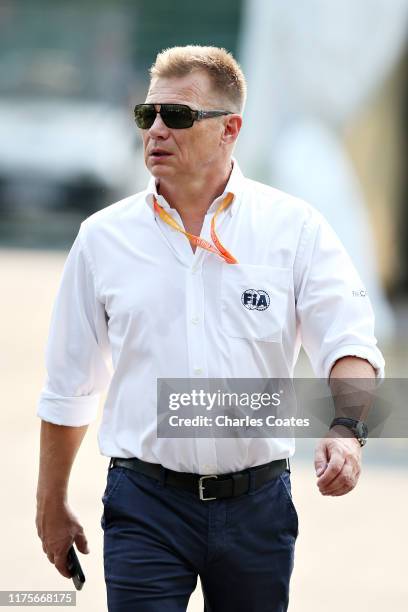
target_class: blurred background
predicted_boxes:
[0,0,407,610]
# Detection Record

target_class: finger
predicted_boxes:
[327,468,360,496]
[54,552,73,579]
[321,462,354,495]
[325,480,354,496]
[320,461,356,496]
[74,531,90,554]
[46,551,55,564]
[317,451,345,489]
[328,487,351,497]
[314,443,329,477]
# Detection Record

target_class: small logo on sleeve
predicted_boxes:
[352,289,367,297]
[241,289,270,311]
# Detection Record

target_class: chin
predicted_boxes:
[148,163,175,178]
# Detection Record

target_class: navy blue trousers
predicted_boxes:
[101,464,298,611]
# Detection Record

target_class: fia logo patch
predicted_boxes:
[241,289,270,311]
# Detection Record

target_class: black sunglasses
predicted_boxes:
[134,103,233,129]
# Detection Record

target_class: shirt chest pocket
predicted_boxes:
[221,264,292,342]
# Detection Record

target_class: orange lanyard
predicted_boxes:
[153,192,238,264]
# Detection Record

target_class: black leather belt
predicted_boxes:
[109,456,289,501]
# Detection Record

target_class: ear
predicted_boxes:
[221,114,242,146]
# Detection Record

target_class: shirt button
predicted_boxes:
[191,316,200,325]
[193,367,203,375]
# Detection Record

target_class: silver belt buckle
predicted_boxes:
[199,474,218,501]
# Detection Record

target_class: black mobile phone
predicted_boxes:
[67,545,86,591]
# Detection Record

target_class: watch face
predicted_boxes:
[356,421,368,437]
[355,421,368,445]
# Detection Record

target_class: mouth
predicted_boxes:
[149,150,172,158]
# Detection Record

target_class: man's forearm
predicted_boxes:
[329,356,376,422]
[36,421,88,504]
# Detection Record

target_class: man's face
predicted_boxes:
[142,71,232,181]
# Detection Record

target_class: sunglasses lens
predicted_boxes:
[134,105,156,129]
[160,105,193,128]
[134,104,194,129]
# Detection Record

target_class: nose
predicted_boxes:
[147,110,169,139]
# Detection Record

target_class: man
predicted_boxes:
[36,46,385,611]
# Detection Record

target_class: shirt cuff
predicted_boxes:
[322,344,385,384]
[37,389,99,426]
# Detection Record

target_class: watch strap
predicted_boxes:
[329,417,368,447]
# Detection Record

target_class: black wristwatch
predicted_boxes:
[329,417,368,447]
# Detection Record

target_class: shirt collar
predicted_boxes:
[144,157,244,217]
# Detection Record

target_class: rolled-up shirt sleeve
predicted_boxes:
[37,223,112,426]
[294,210,385,382]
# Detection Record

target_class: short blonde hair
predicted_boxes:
[149,45,246,113]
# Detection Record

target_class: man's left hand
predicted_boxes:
[314,426,362,496]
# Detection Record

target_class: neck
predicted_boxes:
[156,160,233,218]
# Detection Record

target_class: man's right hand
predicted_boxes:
[35,499,89,579]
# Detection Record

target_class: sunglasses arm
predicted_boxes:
[196,110,233,121]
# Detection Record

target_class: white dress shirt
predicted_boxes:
[37,160,385,474]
